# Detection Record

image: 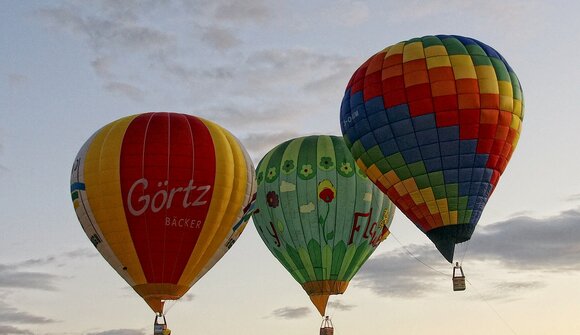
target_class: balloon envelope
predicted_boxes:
[70,112,256,312]
[340,35,524,262]
[252,135,395,315]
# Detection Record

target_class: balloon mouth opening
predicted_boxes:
[302,280,349,316]
[133,284,189,313]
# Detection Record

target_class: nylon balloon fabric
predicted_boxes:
[252,135,395,316]
[70,112,256,313]
[340,35,524,262]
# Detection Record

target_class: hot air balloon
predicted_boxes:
[340,35,523,265]
[70,112,256,329]
[252,135,395,326]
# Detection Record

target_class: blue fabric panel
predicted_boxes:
[472,168,485,181]
[440,140,459,156]
[416,129,439,146]
[459,168,472,182]
[360,132,378,149]
[365,96,385,115]
[438,126,459,142]
[443,169,459,183]
[368,110,389,129]
[425,157,443,172]
[345,124,360,144]
[396,133,418,151]
[420,143,441,159]
[349,91,364,110]
[391,119,414,136]
[401,148,422,164]
[412,114,437,131]
[460,140,478,154]
[474,154,489,167]
[460,154,475,168]
[379,139,400,157]
[442,155,459,169]
[386,104,410,122]
[354,116,372,135]
[459,182,471,196]
[482,168,493,182]
[373,124,394,143]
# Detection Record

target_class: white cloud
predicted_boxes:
[271,306,311,319]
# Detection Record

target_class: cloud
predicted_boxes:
[201,26,241,51]
[0,306,55,324]
[322,1,370,27]
[271,307,311,319]
[104,82,145,102]
[355,208,580,298]
[213,0,274,23]
[0,264,59,291]
[327,300,355,311]
[86,329,145,335]
[7,74,29,88]
[240,131,303,160]
[0,325,33,335]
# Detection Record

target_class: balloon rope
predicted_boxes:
[465,277,519,335]
[388,231,447,278]
[163,299,179,315]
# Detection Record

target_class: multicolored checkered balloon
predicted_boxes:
[340,35,524,262]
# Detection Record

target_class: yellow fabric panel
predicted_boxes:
[441,212,450,225]
[366,164,384,181]
[475,65,496,79]
[385,170,401,186]
[356,158,368,174]
[510,114,522,130]
[449,211,458,224]
[513,100,523,118]
[420,188,435,203]
[426,55,451,69]
[377,174,393,190]
[177,119,244,287]
[393,182,408,197]
[426,201,439,214]
[500,95,514,112]
[84,115,147,285]
[478,79,499,94]
[402,41,425,62]
[410,191,425,205]
[498,81,514,98]
[385,42,405,58]
[424,45,448,57]
[402,178,418,193]
[450,55,476,79]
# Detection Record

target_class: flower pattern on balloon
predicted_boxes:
[317,179,336,203]
[266,191,279,208]
[266,167,277,182]
[337,161,354,177]
[298,164,315,180]
[282,160,295,174]
[319,156,334,171]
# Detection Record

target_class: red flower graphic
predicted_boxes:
[266,191,279,208]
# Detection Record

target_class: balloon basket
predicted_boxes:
[154,314,170,335]
[452,262,466,291]
[320,316,334,335]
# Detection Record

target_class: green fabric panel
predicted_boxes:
[421,36,443,48]
[394,166,412,180]
[344,243,372,280]
[407,37,423,44]
[458,196,468,210]
[408,161,427,176]
[330,241,346,279]
[350,140,365,160]
[470,54,493,66]
[359,151,373,169]
[428,171,445,186]
[432,185,447,199]
[386,153,405,169]
[414,174,430,189]
[448,197,459,211]
[374,158,392,173]
[441,37,468,55]
[285,244,308,282]
[365,145,383,165]
[510,72,523,101]
[445,184,459,197]
[490,57,510,82]
[465,43,487,56]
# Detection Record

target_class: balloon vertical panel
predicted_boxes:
[253,135,395,301]
[70,112,256,313]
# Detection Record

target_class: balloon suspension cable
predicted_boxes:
[465,277,519,335]
[388,231,448,278]
[163,299,179,315]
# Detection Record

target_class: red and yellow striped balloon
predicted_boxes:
[70,112,256,313]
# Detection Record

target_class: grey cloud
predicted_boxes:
[0,325,33,335]
[240,131,303,161]
[271,307,311,319]
[327,300,355,311]
[0,306,55,324]
[0,264,59,291]
[322,1,370,27]
[201,26,241,51]
[213,0,274,23]
[7,74,28,87]
[104,82,145,102]
[355,208,580,298]
[86,329,145,335]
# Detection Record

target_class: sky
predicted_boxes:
[1,0,580,334]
